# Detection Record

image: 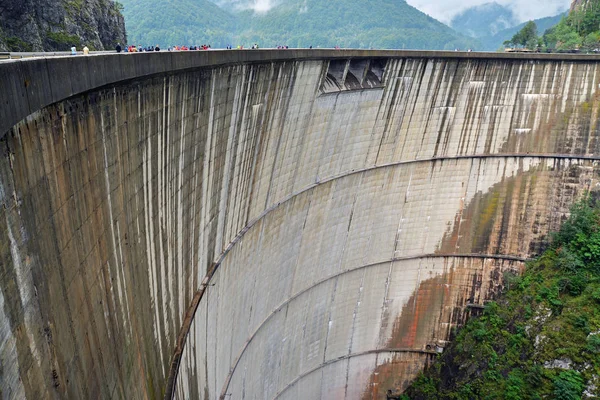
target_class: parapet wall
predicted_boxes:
[0,51,599,400]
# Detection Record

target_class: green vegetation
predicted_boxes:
[402,193,600,399]
[449,3,567,51]
[504,21,540,49]
[63,0,85,16]
[502,0,600,51]
[118,0,478,50]
[233,0,478,50]
[119,0,234,47]
[45,31,82,50]
[479,13,565,51]
[2,35,33,52]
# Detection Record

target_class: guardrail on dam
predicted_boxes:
[1,49,600,399]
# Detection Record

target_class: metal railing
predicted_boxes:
[0,50,116,60]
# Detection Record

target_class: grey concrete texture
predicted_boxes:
[0,51,599,399]
[4,49,600,140]
[171,58,600,399]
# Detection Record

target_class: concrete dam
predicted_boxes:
[1,49,599,400]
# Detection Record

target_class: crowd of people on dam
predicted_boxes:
[66,42,306,55]
[62,44,489,56]
[115,43,162,52]
[112,43,264,52]
[64,43,479,56]
[111,43,293,52]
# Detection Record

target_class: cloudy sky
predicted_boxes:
[406,0,572,24]
[218,0,572,24]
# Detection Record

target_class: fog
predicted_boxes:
[211,0,571,23]
[405,0,571,24]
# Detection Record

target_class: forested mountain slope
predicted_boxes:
[121,0,234,47]
[119,0,478,50]
[232,0,478,49]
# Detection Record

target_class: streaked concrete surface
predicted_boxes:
[0,51,599,399]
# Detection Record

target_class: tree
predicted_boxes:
[543,18,582,50]
[582,32,600,50]
[505,21,539,49]
[509,21,538,48]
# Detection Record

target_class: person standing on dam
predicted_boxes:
[83,45,89,55]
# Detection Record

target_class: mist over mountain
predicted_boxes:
[449,2,566,50]
[450,2,519,38]
[408,0,570,25]
[484,12,566,50]
[118,0,479,50]
[212,0,280,12]
[232,0,479,49]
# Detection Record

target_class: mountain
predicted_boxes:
[480,12,567,50]
[118,0,479,50]
[449,2,568,51]
[450,2,518,39]
[120,0,235,47]
[0,0,126,51]
[232,0,478,50]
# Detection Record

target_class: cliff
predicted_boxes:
[0,0,126,51]
[571,0,591,11]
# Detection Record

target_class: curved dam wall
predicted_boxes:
[0,51,599,400]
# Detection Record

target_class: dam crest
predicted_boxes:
[0,50,599,399]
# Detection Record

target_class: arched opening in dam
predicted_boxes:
[0,50,599,399]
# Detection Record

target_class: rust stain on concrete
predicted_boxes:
[362,257,522,399]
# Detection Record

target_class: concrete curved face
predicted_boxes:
[0,51,599,399]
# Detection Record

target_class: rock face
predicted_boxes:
[571,0,590,11]
[0,0,126,51]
